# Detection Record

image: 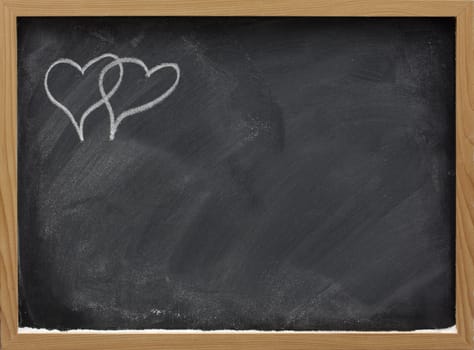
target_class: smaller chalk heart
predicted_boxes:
[99,57,180,141]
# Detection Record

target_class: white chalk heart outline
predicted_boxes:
[99,57,180,141]
[44,53,124,141]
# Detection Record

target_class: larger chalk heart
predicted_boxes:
[98,57,180,140]
[44,53,124,141]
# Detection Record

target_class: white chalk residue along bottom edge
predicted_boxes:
[18,325,457,334]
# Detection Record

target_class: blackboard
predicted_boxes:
[18,17,455,331]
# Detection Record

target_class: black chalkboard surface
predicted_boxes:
[18,17,455,331]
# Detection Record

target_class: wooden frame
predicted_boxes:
[1,0,473,349]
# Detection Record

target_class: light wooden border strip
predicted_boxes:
[1,1,473,349]
[0,0,471,16]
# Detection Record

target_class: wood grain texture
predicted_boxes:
[0,0,18,348]
[2,0,472,16]
[456,4,474,348]
[1,0,473,349]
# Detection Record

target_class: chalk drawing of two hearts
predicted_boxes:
[44,53,180,141]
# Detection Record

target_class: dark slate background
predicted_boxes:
[18,17,455,331]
